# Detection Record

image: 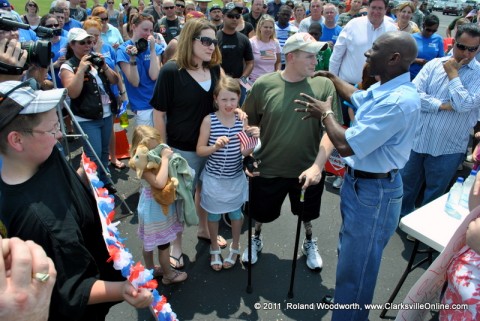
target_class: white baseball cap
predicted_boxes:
[282,32,328,55]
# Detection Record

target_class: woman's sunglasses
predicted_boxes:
[195,36,218,47]
[77,39,93,45]
[45,23,60,28]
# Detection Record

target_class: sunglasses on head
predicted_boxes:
[195,36,218,47]
[163,6,175,9]
[77,39,93,45]
[176,3,185,7]
[227,13,241,19]
[45,23,60,28]
[456,43,479,52]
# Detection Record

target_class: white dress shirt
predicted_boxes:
[329,16,397,84]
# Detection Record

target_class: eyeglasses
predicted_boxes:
[22,122,61,138]
[176,4,185,8]
[194,36,218,46]
[424,27,437,33]
[226,13,241,19]
[100,17,109,21]
[77,39,93,45]
[163,6,175,9]
[45,23,60,28]
[456,43,479,53]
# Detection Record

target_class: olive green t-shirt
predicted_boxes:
[243,72,342,178]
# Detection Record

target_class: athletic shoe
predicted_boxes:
[302,237,323,271]
[241,236,263,264]
[332,176,343,189]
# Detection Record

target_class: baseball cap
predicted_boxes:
[282,32,328,55]
[209,4,222,12]
[223,2,242,14]
[0,0,11,9]
[0,80,67,131]
[67,28,92,43]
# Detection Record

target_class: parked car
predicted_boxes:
[433,0,448,11]
[443,1,463,14]
[462,0,477,9]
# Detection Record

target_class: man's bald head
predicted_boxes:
[378,31,417,70]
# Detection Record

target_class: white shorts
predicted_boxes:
[135,109,154,127]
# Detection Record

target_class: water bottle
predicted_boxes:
[460,170,477,209]
[118,100,129,128]
[445,177,464,219]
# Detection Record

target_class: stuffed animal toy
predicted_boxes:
[129,144,178,215]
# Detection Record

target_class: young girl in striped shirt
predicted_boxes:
[196,76,259,271]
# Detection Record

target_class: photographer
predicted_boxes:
[117,12,163,127]
[60,28,119,194]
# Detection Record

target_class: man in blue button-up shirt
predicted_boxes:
[401,23,480,217]
[295,31,420,321]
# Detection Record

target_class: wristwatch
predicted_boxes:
[321,110,335,127]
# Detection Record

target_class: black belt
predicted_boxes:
[345,165,398,179]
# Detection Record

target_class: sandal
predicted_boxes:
[210,247,223,272]
[223,244,240,270]
[197,235,228,249]
[161,270,188,285]
[169,254,185,269]
[110,159,127,169]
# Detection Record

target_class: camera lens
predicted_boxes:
[20,40,52,68]
[135,38,148,54]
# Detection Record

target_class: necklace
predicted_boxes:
[399,22,409,31]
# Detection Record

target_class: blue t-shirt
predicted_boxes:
[63,19,82,32]
[99,43,119,96]
[320,24,342,45]
[51,37,69,88]
[410,32,444,80]
[19,29,37,42]
[116,40,164,111]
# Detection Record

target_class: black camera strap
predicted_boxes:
[0,61,24,75]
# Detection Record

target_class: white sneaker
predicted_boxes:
[302,238,323,271]
[332,176,343,189]
[242,236,263,264]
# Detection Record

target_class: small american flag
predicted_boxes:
[237,131,258,151]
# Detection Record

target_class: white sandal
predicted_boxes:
[223,244,240,269]
[210,247,223,271]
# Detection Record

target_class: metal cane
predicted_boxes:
[246,176,253,293]
[287,187,305,298]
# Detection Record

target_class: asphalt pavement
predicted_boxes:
[98,12,458,321]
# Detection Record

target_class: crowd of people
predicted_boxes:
[0,0,480,320]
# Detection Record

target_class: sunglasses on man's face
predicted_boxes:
[45,23,60,28]
[163,6,175,9]
[456,43,479,53]
[227,13,241,19]
[176,3,185,8]
[195,36,218,47]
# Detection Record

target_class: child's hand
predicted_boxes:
[121,281,153,308]
[245,126,260,138]
[161,147,173,159]
[215,136,229,149]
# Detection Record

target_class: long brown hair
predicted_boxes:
[174,18,221,70]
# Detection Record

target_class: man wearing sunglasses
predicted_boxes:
[217,2,254,105]
[401,23,480,218]
[154,0,184,44]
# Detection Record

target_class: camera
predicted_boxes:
[35,26,62,39]
[135,38,148,54]
[87,52,105,68]
[0,14,53,69]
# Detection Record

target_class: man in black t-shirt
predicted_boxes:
[243,0,263,31]
[217,2,254,105]
[154,0,183,44]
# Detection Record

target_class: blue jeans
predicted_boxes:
[79,115,113,183]
[332,171,403,321]
[400,151,465,216]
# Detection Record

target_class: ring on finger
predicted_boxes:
[33,272,50,283]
